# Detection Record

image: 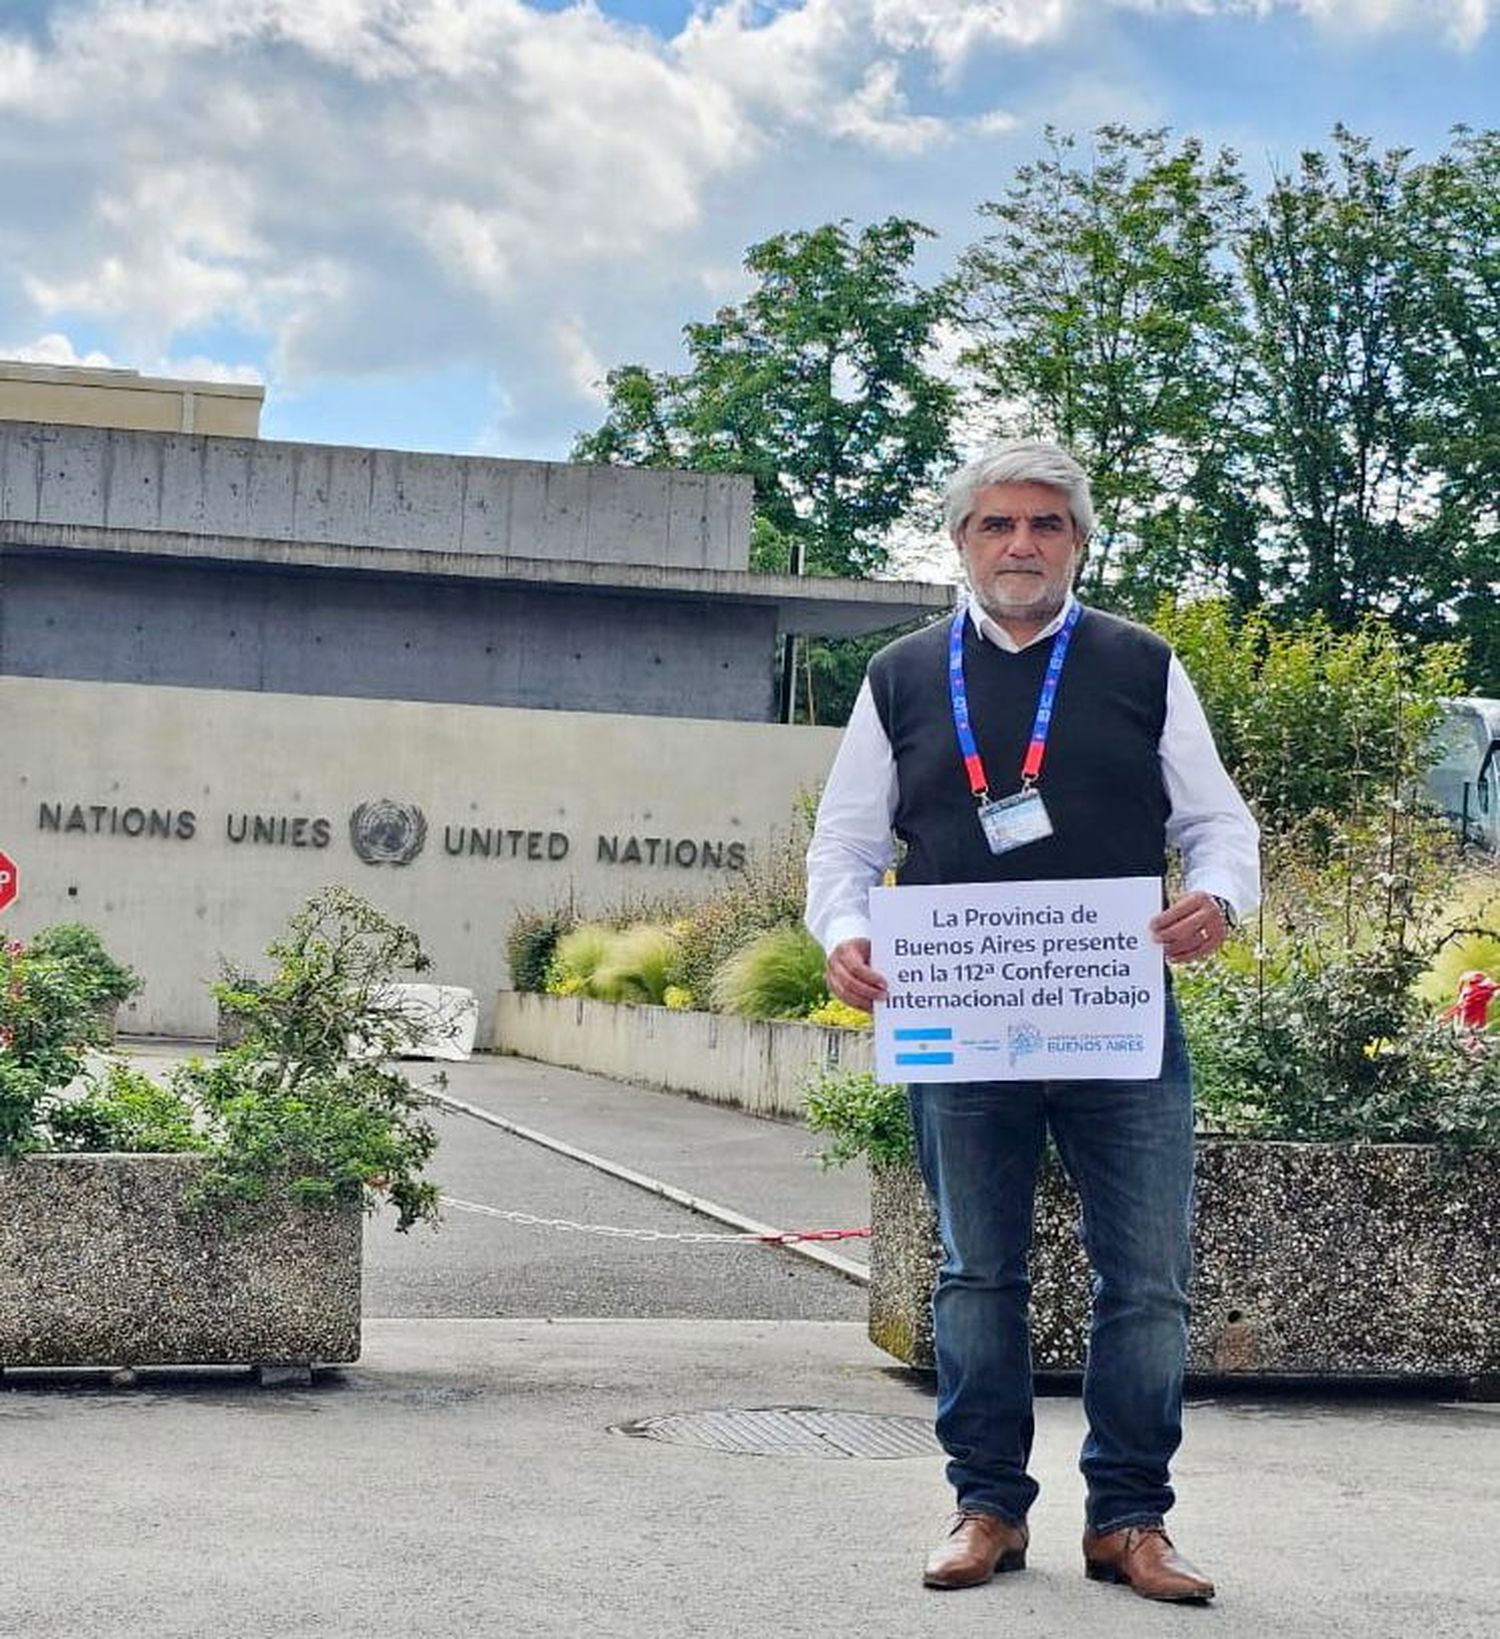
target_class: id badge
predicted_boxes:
[977,788,1053,856]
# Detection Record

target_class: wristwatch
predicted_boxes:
[1210,895,1237,931]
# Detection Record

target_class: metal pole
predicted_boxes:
[780,534,807,724]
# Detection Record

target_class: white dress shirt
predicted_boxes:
[805,594,1261,953]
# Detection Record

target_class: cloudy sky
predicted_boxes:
[2,1,1496,460]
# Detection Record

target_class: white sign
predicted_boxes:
[870,876,1165,1084]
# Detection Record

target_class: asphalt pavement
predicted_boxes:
[2,1045,1498,1639]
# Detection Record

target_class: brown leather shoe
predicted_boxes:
[922,1511,1029,1590]
[1083,1524,1215,1602]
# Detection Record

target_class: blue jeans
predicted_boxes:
[908,1006,1194,1533]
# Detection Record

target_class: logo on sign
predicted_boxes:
[1007,1021,1043,1067]
[349,800,428,866]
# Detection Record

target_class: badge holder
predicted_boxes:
[976,781,1054,856]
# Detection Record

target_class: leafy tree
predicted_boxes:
[956,122,1500,693]
[1405,127,1500,691]
[1239,128,1439,632]
[573,364,678,469]
[576,218,957,581]
[801,619,929,727]
[954,125,1254,614]
[575,219,957,721]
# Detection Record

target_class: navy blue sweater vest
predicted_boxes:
[866,608,1171,887]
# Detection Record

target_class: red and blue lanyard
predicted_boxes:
[948,601,1081,802]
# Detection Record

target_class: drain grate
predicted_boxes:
[611,1405,941,1460]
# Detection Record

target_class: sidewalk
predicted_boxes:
[3,1046,1497,1639]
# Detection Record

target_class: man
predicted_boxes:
[805,440,1258,1602]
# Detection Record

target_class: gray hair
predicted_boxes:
[944,440,1095,541]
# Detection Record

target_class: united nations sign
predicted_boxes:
[348,799,428,866]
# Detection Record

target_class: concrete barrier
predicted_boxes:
[493,992,873,1119]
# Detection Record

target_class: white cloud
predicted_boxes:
[828,60,950,153]
[1,331,261,385]
[1109,0,1494,49]
[0,35,41,108]
[1295,0,1494,48]
[3,1,1029,384]
[158,354,265,385]
[553,318,608,403]
[969,108,1020,137]
[870,1,1076,73]
[4,332,119,368]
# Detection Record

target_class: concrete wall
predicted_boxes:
[0,421,752,570]
[0,364,263,439]
[0,676,841,1039]
[0,554,780,720]
[495,994,874,1119]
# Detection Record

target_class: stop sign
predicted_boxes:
[0,851,17,914]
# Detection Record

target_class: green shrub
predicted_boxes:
[0,1061,49,1155]
[1180,817,1500,1148]
[2,891,444,1227]
[0,938,101,1150]
[26,923,142,1007]
[174,1047,439,1225]
[179,886,442,1229]
[711,924,828,1019]
[804,1068,913,1168]
[591,923,680,1005]
[45,1063,204,1154]
[671,827,810,1004]
[507,811,816,1013]
[1151,601,1462,835]
[546,923,617,996]
[505,904,576,994]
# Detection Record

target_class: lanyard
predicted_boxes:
[948,601,1081,802]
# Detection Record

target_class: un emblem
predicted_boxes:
[349,798,428,866]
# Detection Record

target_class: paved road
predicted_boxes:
[5,1320,1498,1639]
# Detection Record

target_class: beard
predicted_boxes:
[970,572,1070,629]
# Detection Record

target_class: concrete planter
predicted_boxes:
[91,998,120,1043]
[494,992,872,1118]
[872,1139,1500,1391]
[0,1154,362,1371]
[216,1003,253,1049]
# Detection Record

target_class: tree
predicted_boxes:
[1239,128,1438,632]
[574,219,957,721]
[954,125,1254,615]
[1405,127,1500,691]
[577,217,956,580]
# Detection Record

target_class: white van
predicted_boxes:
[1426,698,1500,853]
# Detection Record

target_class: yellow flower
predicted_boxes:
[805,998,873,1031]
